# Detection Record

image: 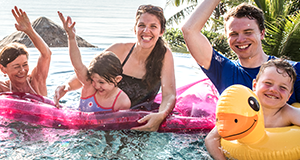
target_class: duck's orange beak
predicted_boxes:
[216,113,258,140]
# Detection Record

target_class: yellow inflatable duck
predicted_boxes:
[216,84,300,160]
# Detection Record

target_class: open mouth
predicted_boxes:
[16,75,25,78]
[98,89,104,93]
[265,94,278,99]
[142,36,152,41]
[236,44,251,49]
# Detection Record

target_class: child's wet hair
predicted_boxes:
[88,51,122,86]
[256,59,296,92]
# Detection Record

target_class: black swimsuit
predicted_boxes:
[118,44,160,110]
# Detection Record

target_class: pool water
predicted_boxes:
[0,48,213,160]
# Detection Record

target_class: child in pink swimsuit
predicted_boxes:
[57,12,131,112]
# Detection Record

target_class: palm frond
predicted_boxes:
[165,0,198,7]
[166,4,197,27]
[264,10,300,61]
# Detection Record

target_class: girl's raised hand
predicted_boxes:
[58,11,76,39]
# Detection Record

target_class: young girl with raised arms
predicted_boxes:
[57,12,131,112]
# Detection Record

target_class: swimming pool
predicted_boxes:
[0,48,213,159]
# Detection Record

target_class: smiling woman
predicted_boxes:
[0,6,52,96]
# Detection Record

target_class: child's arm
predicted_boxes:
[53,75,83,107]
[58,11,89,85]
[205,127,227,160]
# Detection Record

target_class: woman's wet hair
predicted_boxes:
[135,4,167,89]
[88,51,123,86]
[0,42,29,67]
[224,3,265,32]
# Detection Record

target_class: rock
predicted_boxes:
[0,17,97,49]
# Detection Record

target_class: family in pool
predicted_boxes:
[1,0,300,159]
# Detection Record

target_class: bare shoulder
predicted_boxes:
[282,103,300,116]
[282,103,300,126]
[162,48,175,67]
[165,47,173,56]
[115,90,131,110]
[105,42,135,62]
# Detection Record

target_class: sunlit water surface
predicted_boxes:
[0,48,213,160]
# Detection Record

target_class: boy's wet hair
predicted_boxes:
[0,42,29,67]
[88,51,122,86]
[224,3,265,32]
[256,59,296,92]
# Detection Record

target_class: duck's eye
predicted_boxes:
[234,119,238,123]
[248,96,260,112]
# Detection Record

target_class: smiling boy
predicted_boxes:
[253,59,300,128]
[205,59,300,159]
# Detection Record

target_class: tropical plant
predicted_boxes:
[263,10,300,60]
[289,0,300,14]
[164,0,231,56]
[201,30,236,59]
[164,0,239,57]
[163,28,188,53]
[165,0,198,27]
[163,28,235,59]
[253,0,300,60]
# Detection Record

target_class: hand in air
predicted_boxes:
[53,85,68,108]
[131,112,166,132]
[57,11,76,39]
[12,6,32,33]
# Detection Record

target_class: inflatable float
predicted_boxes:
[0,78,218,133]
[216,84,300,160]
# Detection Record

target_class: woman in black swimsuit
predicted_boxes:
[54,4,176,132]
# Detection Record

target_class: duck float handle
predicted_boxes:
[216,84,300,160]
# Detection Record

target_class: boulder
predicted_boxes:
[0,17,97,49]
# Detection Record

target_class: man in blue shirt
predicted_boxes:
[181,0,300,104]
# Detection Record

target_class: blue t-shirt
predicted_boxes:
[201,49,300,104]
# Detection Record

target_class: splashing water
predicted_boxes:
[0,48,213,159]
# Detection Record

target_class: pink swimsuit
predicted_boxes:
[78,90,122,112]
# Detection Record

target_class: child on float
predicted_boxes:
[205,58,300,160]
[57,12,131,112]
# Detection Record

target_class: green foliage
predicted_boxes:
[263,10,300,61]
[290,0,300,14]
[202,30,237,60]
[163,28,188,53]
[166,5,197,27]
[252,0,300,61]
[164,28,236,59]
[254,0,292,23]
[166,0,198,7]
